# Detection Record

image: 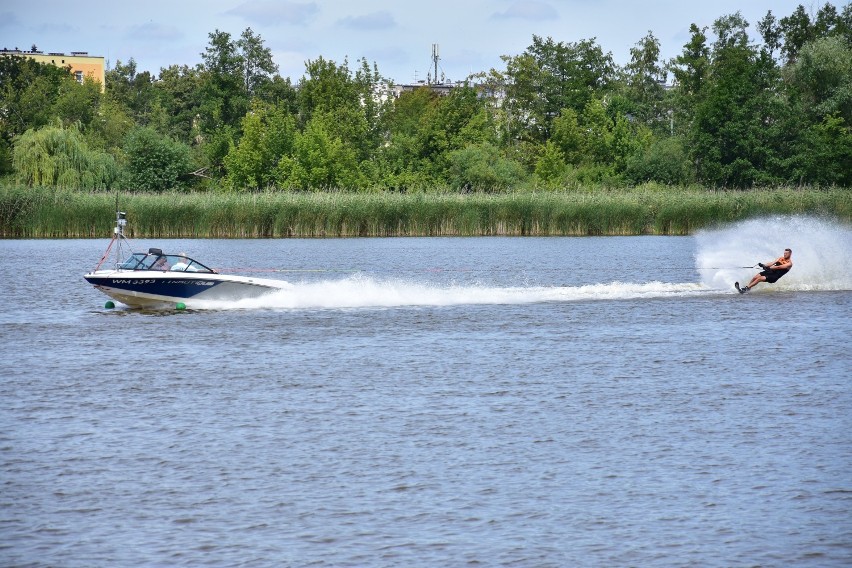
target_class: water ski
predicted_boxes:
[735,282,748,294]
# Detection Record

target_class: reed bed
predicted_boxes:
[1,184,849,238]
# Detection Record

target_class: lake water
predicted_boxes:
[2,216,851,567]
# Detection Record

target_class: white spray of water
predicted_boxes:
[193,274,708,311]
[695,215,852,292]
[185,215,849,310]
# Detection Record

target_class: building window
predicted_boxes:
[74,70,83,84]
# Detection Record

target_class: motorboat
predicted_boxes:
[84,210,289,308]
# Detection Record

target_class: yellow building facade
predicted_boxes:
[1,49,105,91]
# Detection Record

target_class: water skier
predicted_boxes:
[736,248,793,293]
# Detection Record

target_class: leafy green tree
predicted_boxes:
[469,68,517,147]
[424,87,495,179]
[780,5,815,64]
[622,31,667,125]
[153,64,204,143]
[758,11,783,59]
[53,76,102,128]
[193,27,280,125]
[85,95,134,154]
[437,86,494,148]
[550,108,584,165]
[446,143,526,191]
[500,35,615,142]
[813,2,841,36]
[581,98,615,165]
[689,12,783,186]
[775,2,849,55]
[552,97,652,181]
[611,114,648,172]
[534,140,568,187]
[377,87,439,188]
[783,34,852,185]
[0,139,11,175]
[200,126,235,180]
[257,75,299,113]
[237,27,278,98]
[224,111,267,189]
[0,55,73,173]
[837,3,852,43]
[295,56,387,176]
[199,30,249,133]
[353,58,391,158]
[378,85,498,186]
[225,101,296,189]
[105,58,156,125]
[276,112,361,190]
[785,35,852,124]
[669,24,710,134]
[794,113,852,186]
[12,121,118,189]
[123,126,194,191]
[624,137,693,185]
[297,56,359,125]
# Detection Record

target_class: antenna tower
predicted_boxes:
[431,44,439,85]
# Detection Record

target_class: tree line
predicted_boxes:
[1,3,850,192]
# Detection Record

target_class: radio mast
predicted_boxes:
[431,44,439,85]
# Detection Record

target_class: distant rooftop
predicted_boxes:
[1,48,96,57]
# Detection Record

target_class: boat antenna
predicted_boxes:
[114,205,128,264]
[114,207,127,239]
[93,196,134,271]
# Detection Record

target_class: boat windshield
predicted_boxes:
[118,252,214,273]
[118,253,148,269]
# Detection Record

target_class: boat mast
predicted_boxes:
[114,206,127,268]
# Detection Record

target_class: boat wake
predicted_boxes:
[194,276,711,311]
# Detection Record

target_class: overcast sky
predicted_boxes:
[2,0,813,84]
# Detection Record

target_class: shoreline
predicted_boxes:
[1,186,849,238]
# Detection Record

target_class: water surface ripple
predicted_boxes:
[2,223,851,566]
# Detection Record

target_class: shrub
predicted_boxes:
[625,137,693,185]
[123,127,194,191]
[446,143,527,192]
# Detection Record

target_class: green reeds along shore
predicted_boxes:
[1,184,849,238]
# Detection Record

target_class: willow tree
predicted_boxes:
[12,121,118,189]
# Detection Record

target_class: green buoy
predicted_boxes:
[104,300,115,309]
[175,302,186,310]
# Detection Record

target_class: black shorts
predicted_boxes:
[761,270,788,283]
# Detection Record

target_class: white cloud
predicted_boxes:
[127,21,184,41]
[337,11,395,31]
[33,22,77,34]
[226,0,319,26]
[492,1,558,21]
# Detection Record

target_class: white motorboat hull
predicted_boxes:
[84,270,289,308]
